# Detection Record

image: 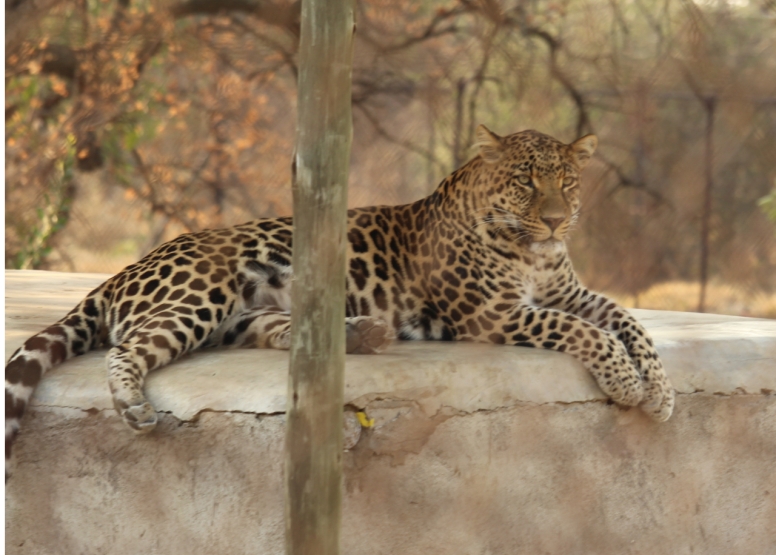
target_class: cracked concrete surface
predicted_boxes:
[5,270,776,555]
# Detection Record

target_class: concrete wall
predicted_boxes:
[5,270,776,555]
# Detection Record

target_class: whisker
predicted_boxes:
[465,206,533,242]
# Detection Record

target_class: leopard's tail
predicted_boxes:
[5,283,109,480]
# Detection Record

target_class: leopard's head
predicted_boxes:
[472,125,597,245]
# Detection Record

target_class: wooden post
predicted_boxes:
[285,0,354,554]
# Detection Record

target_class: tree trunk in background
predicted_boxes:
[285,0,354,554]
[698,97,716,313]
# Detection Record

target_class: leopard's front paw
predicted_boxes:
[638,367,675,422]
[591,343,644,407]
[346,317,393,354]
[606,375,644,407]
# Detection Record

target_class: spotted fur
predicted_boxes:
[5,126,674,478]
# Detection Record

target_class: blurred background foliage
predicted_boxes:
[5,0,776,317]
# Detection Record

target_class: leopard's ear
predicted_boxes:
[474,125,505,164]
[569,134,597,169]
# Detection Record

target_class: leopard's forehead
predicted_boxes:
[501,130,573,175]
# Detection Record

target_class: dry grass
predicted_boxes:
[612,281,776,320]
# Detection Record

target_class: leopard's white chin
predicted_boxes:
[529,238,565,255]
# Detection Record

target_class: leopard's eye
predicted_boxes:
[562,176,575,188]
[516,174,533,187]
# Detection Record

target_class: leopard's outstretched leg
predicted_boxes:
[552,287,675,421]
[501,306,645,408]
[108,344,164,434]
[108,315,215,433]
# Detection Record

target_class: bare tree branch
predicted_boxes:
[357,3,469,53]
[355,103,446,173]
[596,152,668,205]
[131,149,200,232]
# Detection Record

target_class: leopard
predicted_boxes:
[5,125,675,478]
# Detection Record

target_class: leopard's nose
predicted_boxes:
[541,217,565,231]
